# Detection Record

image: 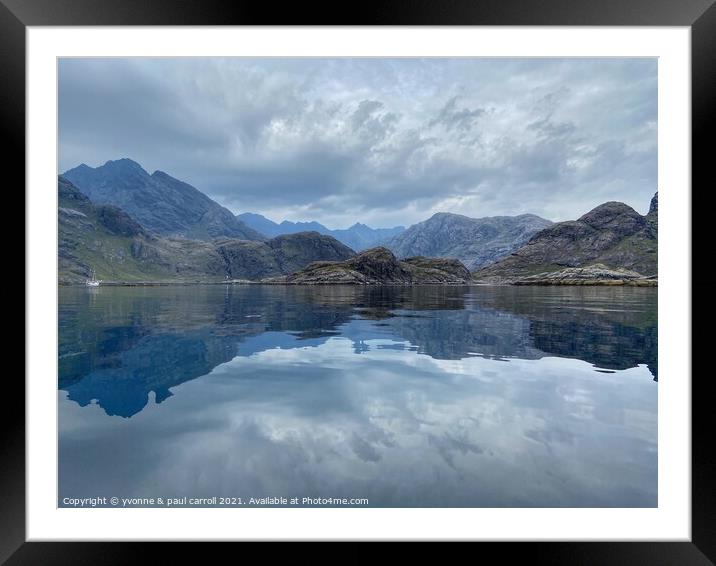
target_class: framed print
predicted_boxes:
[7,0,712,562]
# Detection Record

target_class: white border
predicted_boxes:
[27,27,691,541]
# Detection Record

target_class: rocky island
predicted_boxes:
[266,247,472,285]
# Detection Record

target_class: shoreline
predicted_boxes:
[58,280,658,288]
[513,279,657,287]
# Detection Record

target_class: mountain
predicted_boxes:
[58,177,356,284]
[238,212,404,251]
[282,247,471,285]
[59,175,231,283]
[214,232,355,280]
[473,193,658,282]
[384,212,553,270]
[235,212,292,238]
[63,159,264,241]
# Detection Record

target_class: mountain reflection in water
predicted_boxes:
[59,285,657,507]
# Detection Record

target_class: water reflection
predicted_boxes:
[59,285,657,507]
[60,285,657,418]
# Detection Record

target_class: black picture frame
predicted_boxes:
[6,0,710,562]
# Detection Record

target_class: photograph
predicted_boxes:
[57,56,659,509]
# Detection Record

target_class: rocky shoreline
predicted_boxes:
[60,280,657,287]
[477,264,657,287]
[513,279,657,287]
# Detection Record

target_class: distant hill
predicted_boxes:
[58,177,356,284]
[473,193,658,282]
[331,223,406,251]
[238,212,404,251]
[385,212,553,270]
[63,158,264,241]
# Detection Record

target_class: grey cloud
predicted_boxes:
[59,58,657,228]
[351,100,384,130]
[429,96,486,132]
[527,117,577,139]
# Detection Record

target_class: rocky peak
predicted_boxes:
[355,246,396,262]
[577,201,645,235]
[103,158,147,174]
[578,201,642,227]
[644,191,658,238]
[428,212,468,224]
[63,158,265,241]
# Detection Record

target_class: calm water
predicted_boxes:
[59,285,657,507]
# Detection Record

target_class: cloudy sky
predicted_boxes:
[59,58,657,229]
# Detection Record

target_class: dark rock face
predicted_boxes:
[286,247,471,285]
[402,256,472,281]
[215,240,280,280]
[96,205,145,237]
[347,247,413,282]
[63,159,264,241]
[267,231,356,273]
[385,212,553,270]
[215,232,355,280]
[648,192,658,216]
[58,175,92,206]
[473,193,658,281]
[645,192,658,239]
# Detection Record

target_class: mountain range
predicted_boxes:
[58,157,658,286]
[238,212,405,251]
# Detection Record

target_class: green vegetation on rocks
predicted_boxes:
[58,177,356,284]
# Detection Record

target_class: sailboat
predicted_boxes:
[85,268,101,287]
